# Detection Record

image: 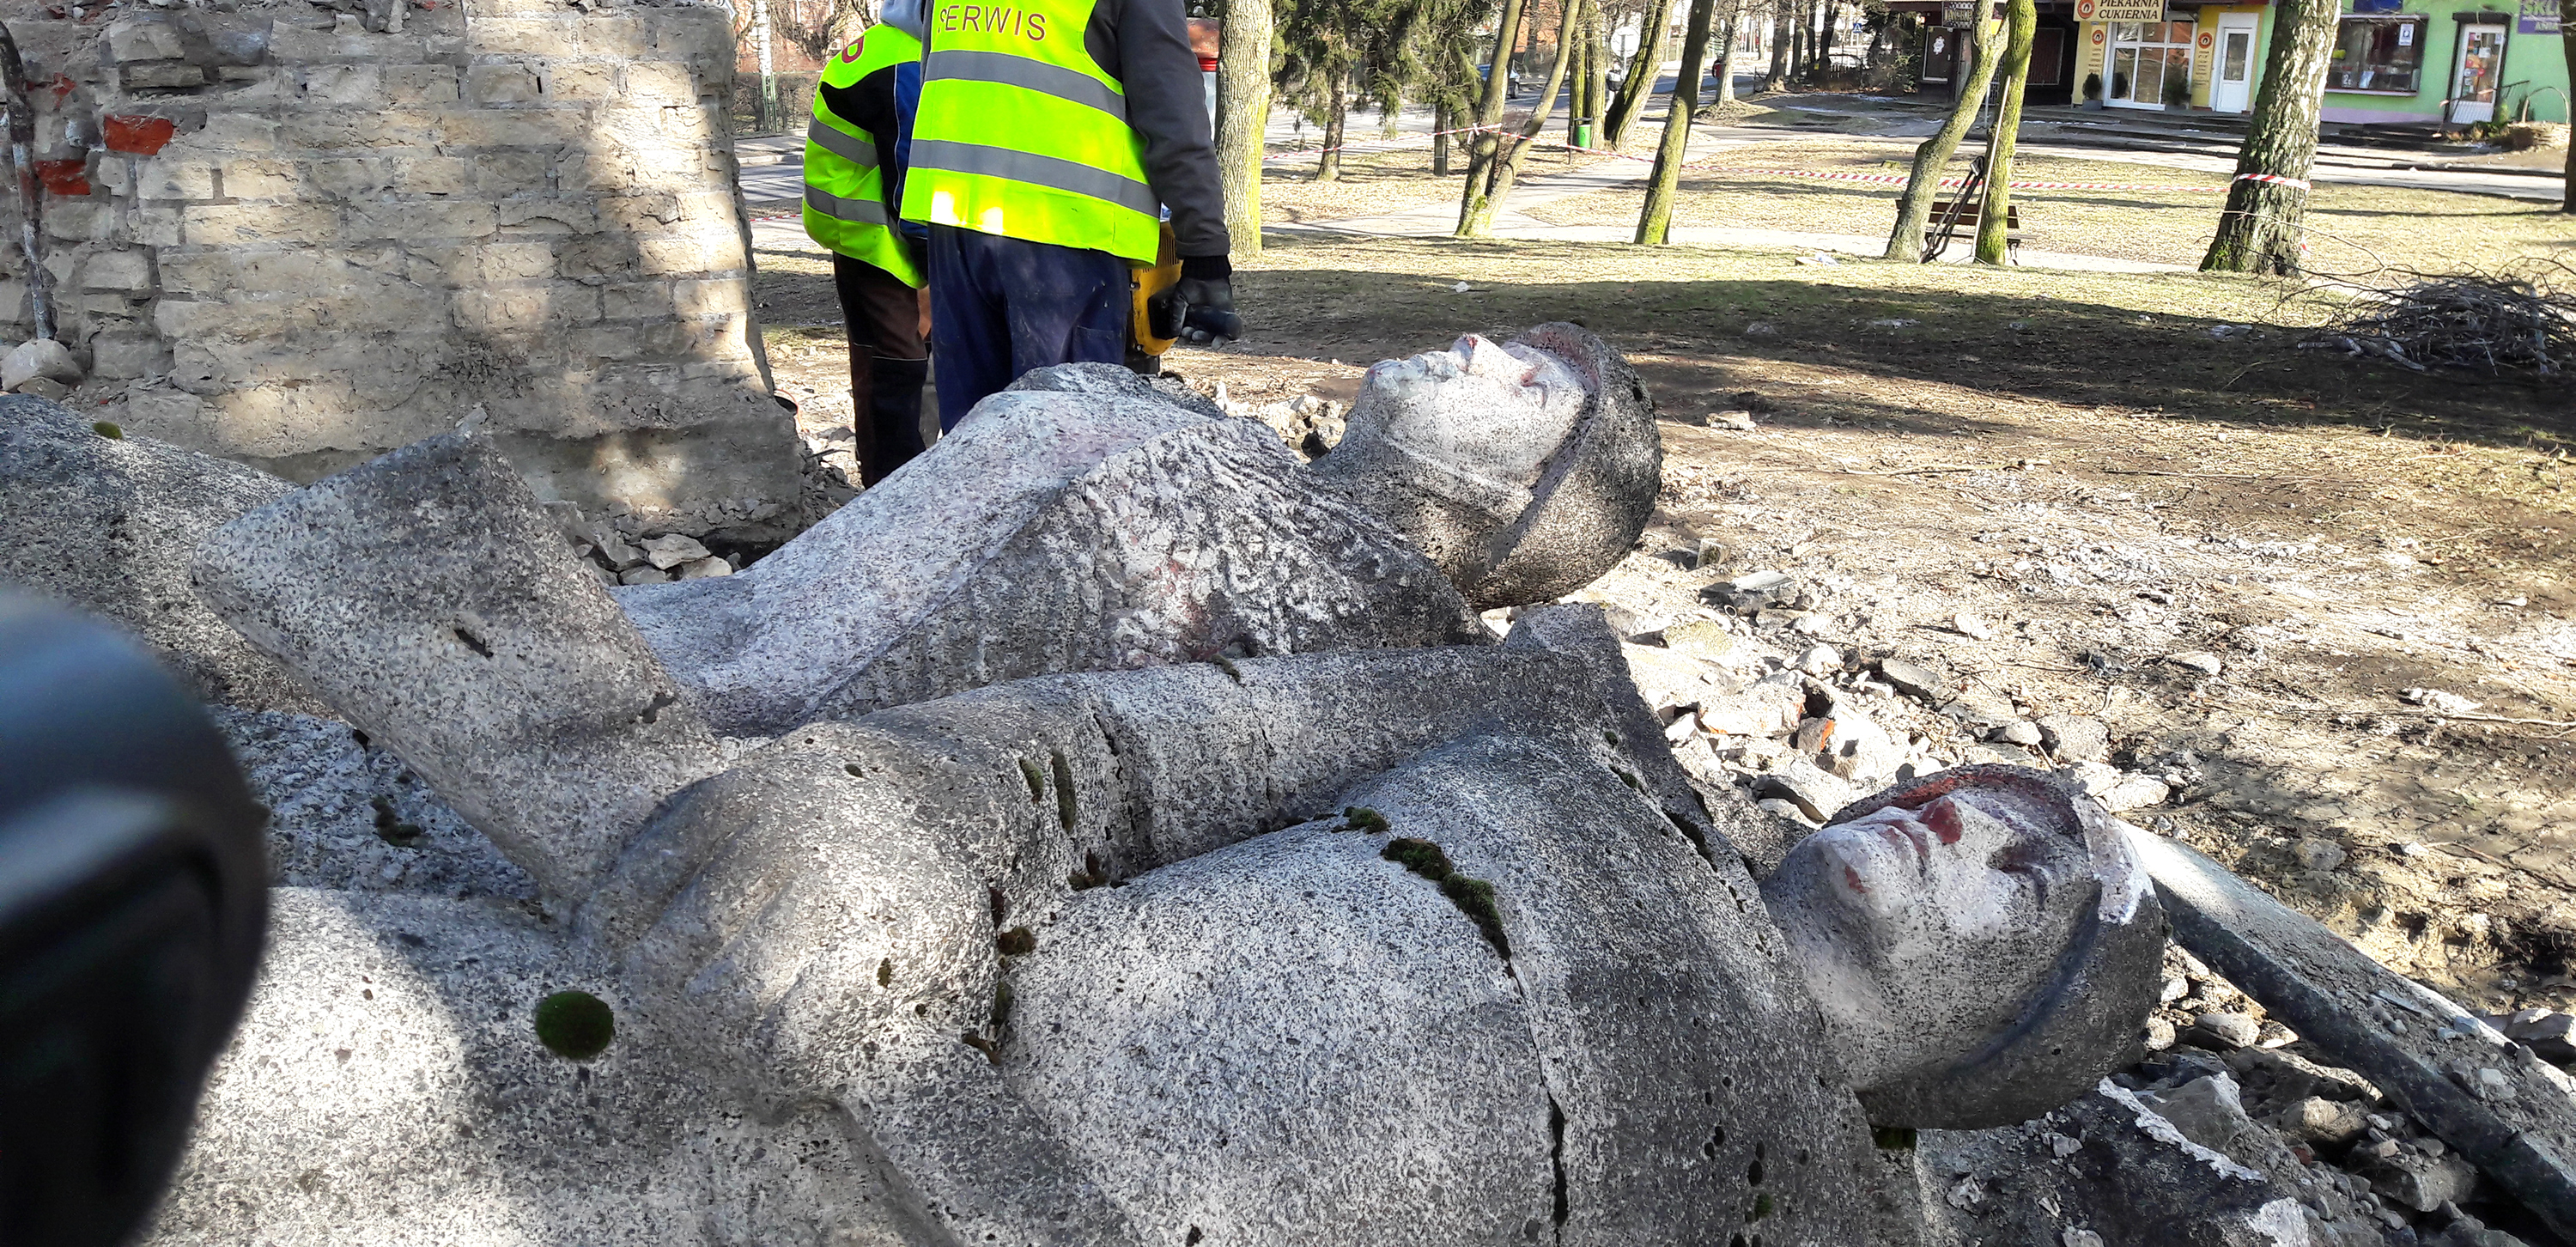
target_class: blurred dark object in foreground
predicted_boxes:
[0,591,267,1247]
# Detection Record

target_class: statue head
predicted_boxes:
[1310,324,1662,611]
[1758,765,2166,1128]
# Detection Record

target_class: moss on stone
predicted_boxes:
[534,989,615,1061]
[1441,874,1510,958]
[1872,1126,1917,1151]
[92,421,122,440]
[1382,836,1453,879]
[1341,806,1390,835]
[1049,750,1076,830]
[1018,757,1046,801]
[995,926,1036,957]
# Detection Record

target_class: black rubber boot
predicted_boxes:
[860,356,931,486]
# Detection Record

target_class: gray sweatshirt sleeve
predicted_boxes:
[1087,0,1232,259]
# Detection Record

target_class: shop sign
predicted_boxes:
[2518,0,2559,34]
[1944,1,1978,22]
[2074,0,2166,21]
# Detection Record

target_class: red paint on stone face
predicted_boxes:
[45,74,76,101]
[1843,864,1868,895]
[103,113,177,155]
[1922,800,1964,845]
[33,158,91,196]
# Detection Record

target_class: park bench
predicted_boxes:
[1924,201,2025,264]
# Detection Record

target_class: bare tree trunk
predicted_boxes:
[1716,0,1744,102]
[1881,3,2001,258]
[1434,101,1455,174]
[1636,0,1721,242]
[1603,0,1682,147]
[1765,3,1789,89]
[2564,0,2573,210]
[2200,0,2336,271]
[1315,69,1350,182]
[1461,0,1585,234]
[1817,0,1836,79]
[1584,0,1611,140]
[1974,0,2034,265]
[1566,3,1592,143]
[1456,0,1537,234]
[1217,0,1273,256]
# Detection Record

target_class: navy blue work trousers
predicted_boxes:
[926,224,1130,429]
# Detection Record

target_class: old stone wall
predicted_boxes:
[0,0,800,534]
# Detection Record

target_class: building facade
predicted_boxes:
[2066,0,2568,123]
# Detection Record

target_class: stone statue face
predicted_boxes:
[1346,335,1591,495]
[1762,786,2101,1095]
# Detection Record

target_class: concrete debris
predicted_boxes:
[2294,838,2351,873]
[1953,611,1997,641]
[1878,656,1946,702]
[640,533,713,569]
[1710,409,1759,431]
[3,338,81,391]
[2038,714,2112,762]
[1706,569,1807,614]
[2402,688,2483,715]
[2169,651,2228,677]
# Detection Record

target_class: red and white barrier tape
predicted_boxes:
[2233,172,2313,191]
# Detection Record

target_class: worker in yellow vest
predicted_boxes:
[896,0,1238,427]
[804,13,933,484]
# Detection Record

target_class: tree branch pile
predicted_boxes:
[2307,263,2576,375]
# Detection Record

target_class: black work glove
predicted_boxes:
[1150,258,1242,345]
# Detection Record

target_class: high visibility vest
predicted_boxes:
[901,0,1160,265]
[804,24,926,288]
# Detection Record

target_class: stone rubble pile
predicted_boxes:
[1917,935,2576,1246]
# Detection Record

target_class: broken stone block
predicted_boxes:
[1621,642,1740,721]
[2275,1095,2370,1147]
[1698,669,1809,739]
[3,338,82,391]
[1806,696,1905,786]
[2038,714,2111,762]
[640,532,711,569]
[2190,1011,2263,1051]
[2358,1144,2482,1212]
[1877,657,1945,703]
[1704,569,1805,615]
[1917,1081,2312,1247]
[672,555,730,580]
[617,374,1483,735]
[2142,1071,2257,1154]
[191,429,728,903]
[1662,617,1750,666]
[0,395,317,711]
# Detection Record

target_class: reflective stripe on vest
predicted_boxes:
[803,24,924,287]
[902,0,1160,264]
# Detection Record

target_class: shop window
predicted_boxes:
[2329,15,2426,93]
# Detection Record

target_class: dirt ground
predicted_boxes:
[750,206,2576,1017]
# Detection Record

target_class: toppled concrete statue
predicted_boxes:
[0,395,316,712]
[607,324,1658,734]
[158,344,2165,1242]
